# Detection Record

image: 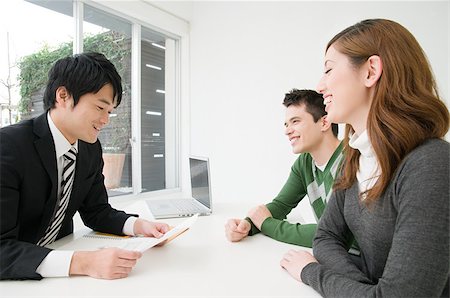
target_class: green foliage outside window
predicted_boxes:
[18,43,72,114]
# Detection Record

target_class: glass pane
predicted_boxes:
[141,27,177,192]
[83,5,132,197]
[0,0,73,126]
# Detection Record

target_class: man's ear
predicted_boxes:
[321,115,332,132]
[364,55,383,88]
[55,86,70,107]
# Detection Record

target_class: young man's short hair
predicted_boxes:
[43,52,122,111]
[283,89,338,137]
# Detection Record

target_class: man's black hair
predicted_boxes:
[43,52,122,110]
[283,89,338,137]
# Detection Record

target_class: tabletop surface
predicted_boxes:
[0,200,321,298]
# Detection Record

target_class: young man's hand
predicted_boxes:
[69,248,142,279]
[225,218,251,242]
[247,205,272,230]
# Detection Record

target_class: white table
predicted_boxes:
[0,200,321,298]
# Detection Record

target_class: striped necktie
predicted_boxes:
[38,147,77,246]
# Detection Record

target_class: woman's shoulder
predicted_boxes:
[406,138,449,161]
[396,138,449,179]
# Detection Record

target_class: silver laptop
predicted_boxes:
[146,156,212,219]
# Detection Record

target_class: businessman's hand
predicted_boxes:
[280,249,317,282]
[133,218,170,238]
[69,248,142,279]
[247,205,272,230]
[225,218,251,242]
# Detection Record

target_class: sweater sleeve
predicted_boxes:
[255,157,315,246]
[260,219,316,247]
[246,154,312,236]
[301,139,450,297]
[302,189,371,288]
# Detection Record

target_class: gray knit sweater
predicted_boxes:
[301,138,449,297]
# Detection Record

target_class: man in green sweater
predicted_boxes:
[225,89,343,248]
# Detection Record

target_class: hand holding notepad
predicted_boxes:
[117,213,199,252]
[57,214,199,252]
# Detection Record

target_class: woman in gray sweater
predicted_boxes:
[280,19,449,297]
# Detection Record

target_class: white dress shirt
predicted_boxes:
[348,130,381,197]
[36,112,137,277]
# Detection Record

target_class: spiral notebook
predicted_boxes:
[54,214,199,252]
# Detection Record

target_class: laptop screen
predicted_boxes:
[189,157,211,209]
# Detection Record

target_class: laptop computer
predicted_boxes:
[146,156,213,219]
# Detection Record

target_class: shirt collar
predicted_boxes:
[47,112,78,159]
[348,130,374,158]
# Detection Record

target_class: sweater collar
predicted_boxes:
[348,130,374,158]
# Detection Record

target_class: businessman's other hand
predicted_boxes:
[69,248,142,279]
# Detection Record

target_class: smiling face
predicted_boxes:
[284,104,325,154]
[316,45,372,134]
[54,83,116,144]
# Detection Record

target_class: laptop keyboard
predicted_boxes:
[171,199,206,213]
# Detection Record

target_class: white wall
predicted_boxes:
[150,1,193,22]
[184,1,449,219]
[141,1,449,222]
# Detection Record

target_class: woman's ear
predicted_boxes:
[364,55,383,88]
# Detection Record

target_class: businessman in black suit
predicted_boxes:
[0,52,169,280]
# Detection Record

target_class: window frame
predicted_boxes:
[44,0,190,200]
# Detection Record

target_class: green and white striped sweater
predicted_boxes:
[247,141,344,248]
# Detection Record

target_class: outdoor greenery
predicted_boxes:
[17,31,132,153]
[18,43,72,114]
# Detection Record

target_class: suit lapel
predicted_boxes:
[33,114,92,239]
[33,113,59,238]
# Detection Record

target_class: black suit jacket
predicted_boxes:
[0,113,132,280]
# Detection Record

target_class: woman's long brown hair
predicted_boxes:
[329,19,449,204]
